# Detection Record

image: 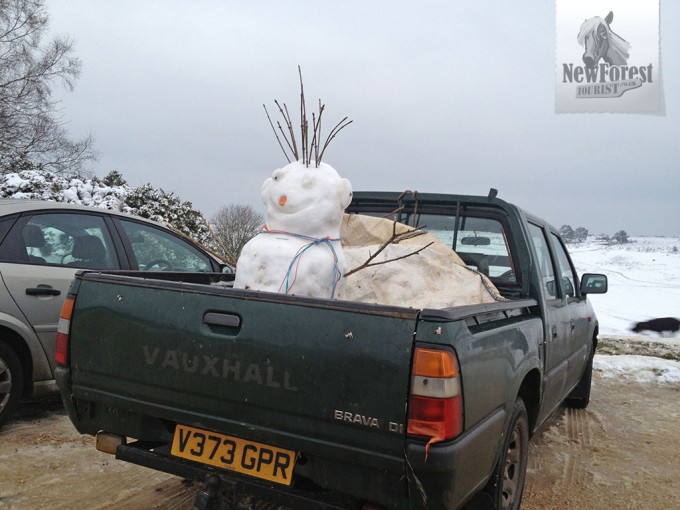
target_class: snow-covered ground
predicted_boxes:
[569,236,680,383]
[570,236,680,335]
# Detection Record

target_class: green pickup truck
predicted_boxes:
[56,191,607,510]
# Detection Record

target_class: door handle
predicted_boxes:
[551,325,558,339]
[203,312,241,328]
[26,285,61,297]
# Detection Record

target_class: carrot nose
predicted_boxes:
[278,195,287,206]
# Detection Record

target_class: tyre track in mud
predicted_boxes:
[562,408,593,489]
[522,372,680,510]
[0,397,181,510]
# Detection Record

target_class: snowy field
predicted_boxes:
[569,236,680,383]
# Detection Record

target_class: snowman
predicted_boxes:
[234,160,353,299]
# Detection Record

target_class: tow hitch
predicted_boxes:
[194,475,232,510]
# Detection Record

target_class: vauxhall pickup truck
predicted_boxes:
[56,191,607,510]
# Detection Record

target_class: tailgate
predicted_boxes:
[68,273,419,467]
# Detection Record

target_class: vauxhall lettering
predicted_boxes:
[142,346,298,391]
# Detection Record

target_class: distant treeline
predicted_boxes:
[560,225,630,245]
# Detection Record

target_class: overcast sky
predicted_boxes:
[46,1,679,236]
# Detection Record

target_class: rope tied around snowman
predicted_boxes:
[258,225,343,299]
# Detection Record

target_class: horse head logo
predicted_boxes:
[577,11,630,68]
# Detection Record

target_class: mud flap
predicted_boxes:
[461,491,495,510]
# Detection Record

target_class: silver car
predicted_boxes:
[0,199,229,428]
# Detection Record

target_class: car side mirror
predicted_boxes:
[580,273,608,295]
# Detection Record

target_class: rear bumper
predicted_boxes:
[113,407,505,510]
[117,440,380,510]
[29,378,59,398]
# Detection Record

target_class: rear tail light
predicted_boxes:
[56,295,75,367]
[407,347,463,444]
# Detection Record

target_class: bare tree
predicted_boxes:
[210,205,264,265]
[0,0,97,175]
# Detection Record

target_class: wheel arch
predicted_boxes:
[517,368,541,436]
[0,325,34,397]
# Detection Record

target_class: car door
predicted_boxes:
[549,232,591,392]
[527,222,572,418]
[0,211,120,376]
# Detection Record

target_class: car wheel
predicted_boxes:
[483,398,529,510]
[0,341,24,429]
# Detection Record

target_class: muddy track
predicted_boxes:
[1,360,679,510]
[522,370,680,510]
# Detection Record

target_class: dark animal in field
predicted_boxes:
[631,317,680,336]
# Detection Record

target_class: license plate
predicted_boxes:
[171,424,296,485]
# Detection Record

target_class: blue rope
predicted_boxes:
[257,226,343,299]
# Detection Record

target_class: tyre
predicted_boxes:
[483,398,529,510]
[565,347,594,409]
[0,341,24,429]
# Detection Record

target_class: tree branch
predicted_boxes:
[344,222,431,278]
[263,104,291,163]
[264,67,351,167]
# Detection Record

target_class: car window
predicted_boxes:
[528,223,557,299]
[0,212,119,269]
[551,233,577,298]
[0,216,18,244]
[119,219,212,271]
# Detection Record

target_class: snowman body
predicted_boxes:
[234,161,352,299]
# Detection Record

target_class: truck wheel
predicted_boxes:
[0,342,24,429]
[483,398,529,510]
[564,348,594,409]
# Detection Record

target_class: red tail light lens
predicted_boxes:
[56,296,75,367]
[408,395,463,439]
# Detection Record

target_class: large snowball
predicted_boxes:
[261,161,352,239]
[234,161,352,299]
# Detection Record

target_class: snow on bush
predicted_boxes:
[0,170,215,247]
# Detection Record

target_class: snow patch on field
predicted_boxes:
[595,355,680,384]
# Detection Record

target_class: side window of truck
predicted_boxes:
[550,233,577,298]
[528,223,557,299]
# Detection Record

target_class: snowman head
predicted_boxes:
[261,161,352,238]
